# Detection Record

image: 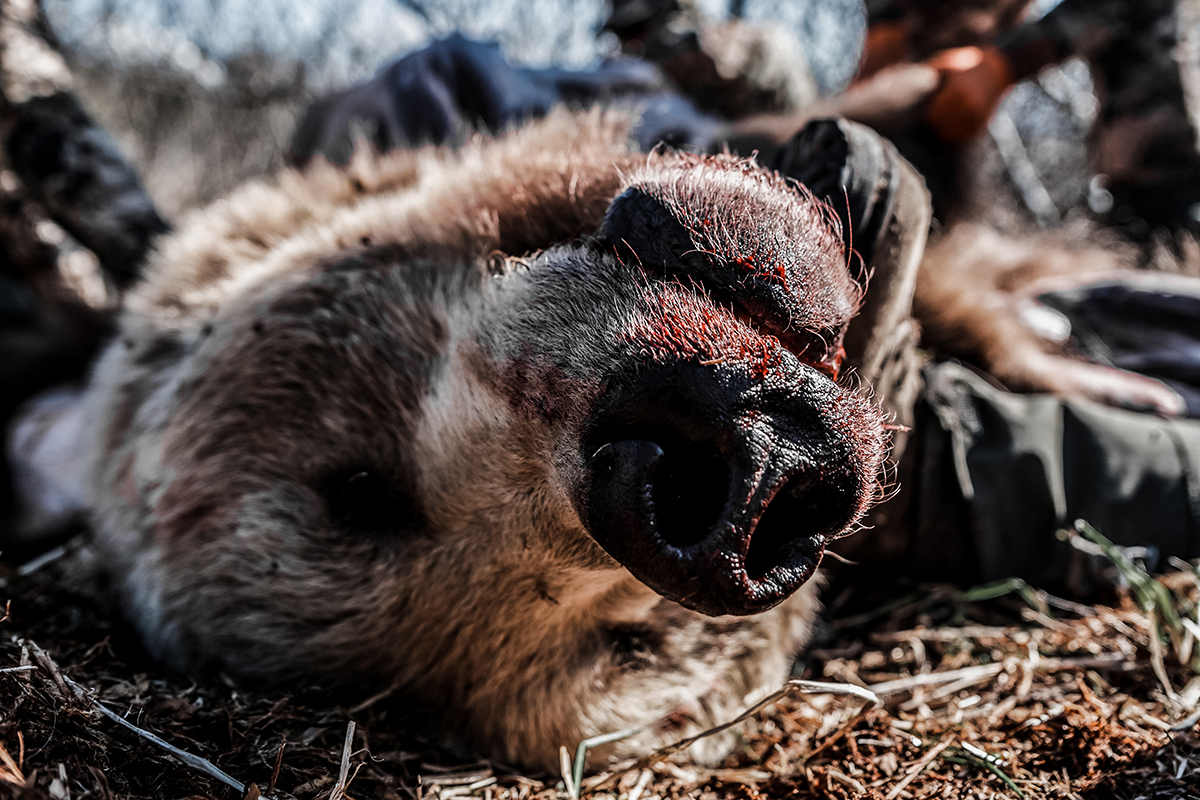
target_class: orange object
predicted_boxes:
[923,45,1016,143]
[857,20,911,81]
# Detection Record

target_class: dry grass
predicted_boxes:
[1,527,1198,800]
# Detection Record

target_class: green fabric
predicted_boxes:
[918,361,1200,585]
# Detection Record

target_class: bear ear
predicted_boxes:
[595,156,859,377]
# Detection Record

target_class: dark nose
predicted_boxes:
[580,358,882,617]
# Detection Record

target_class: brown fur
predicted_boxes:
[82,110,885,770]
[129,109,637,324]
[915,221,1187,415]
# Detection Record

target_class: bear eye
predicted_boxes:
[320,467,421,538]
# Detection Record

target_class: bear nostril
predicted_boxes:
[581,359,880,616]
[743,469,854,581]
[645,429,729,550]
[590,425,730,550]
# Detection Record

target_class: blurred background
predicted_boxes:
[43,0,865,215]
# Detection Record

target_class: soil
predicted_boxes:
[1,541,1197,800]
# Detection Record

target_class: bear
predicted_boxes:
[80,110,894,769]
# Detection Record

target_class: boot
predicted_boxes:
[771,118,932,567]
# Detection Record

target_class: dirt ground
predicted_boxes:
[1,532,1197,800]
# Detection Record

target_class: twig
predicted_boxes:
[585,679,878,795]
[871,626,1012,643]
[437,778,496,799]
[559,746,576,800]
[626,770,653,800]
[348,683,397,714]
[1171,706,1200,731]
[925,673,1002,704]
[0,741,25,786]
[27,641,72,700]
[24,641,300,798]
[884,735,955,800]
[802,705,874,763]
[419,768,493,785]
[1038,653,1136,671]
[329,721,356,800]
[827,768,865,794]
[571,727,642,797]
[17,544,69,576]
[870,651,1137,700]
[870,664,1003,696]
[0,665,38,674]
[269,739,286,793]
[1148,616,1180,706]
[63,676,245,794]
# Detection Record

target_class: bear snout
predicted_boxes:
[578,354,886,617]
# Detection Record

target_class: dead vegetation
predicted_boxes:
[1,523,1197,799]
